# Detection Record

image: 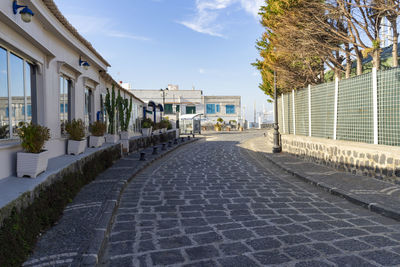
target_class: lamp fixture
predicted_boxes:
[79,56,90,70]
[13,0,34,23]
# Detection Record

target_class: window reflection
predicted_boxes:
[10,53,24,138]
[60,76,70,135]
[0,48,8,139]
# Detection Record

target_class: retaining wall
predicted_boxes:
[269,131,400,184]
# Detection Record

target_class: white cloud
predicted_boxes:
[179,0,263,37]
[66,15,151,41]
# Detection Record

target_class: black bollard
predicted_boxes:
[187,136,190,140]
[174,139,178,145]
[193,133,195,138]
[139,152,146,161]
[152,146,158,155]
[181,137,185,142]
[162,143,166,150]
[168,141,172,147]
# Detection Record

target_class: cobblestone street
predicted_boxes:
[98,132,400,267]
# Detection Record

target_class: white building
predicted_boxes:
[131,84,241,125]
[0,0,144,179]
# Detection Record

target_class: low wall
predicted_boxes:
[268,131,400,184]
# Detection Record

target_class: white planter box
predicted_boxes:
[141,128,152,137]
[89,136,105,148]
[68,139,87,155]
[106,134,120,143]
[121,139,129,151]
[17,150,49,178]
[120,131,130,140]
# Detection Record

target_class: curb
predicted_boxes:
[259,151,400,222]
[79,137,200,266]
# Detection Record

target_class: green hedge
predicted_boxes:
[0,146,120,267]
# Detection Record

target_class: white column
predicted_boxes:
[333,77,339,140]
[292,90,296,135]
[281,94,285,133]
[372,67,378,144]
[308,84,312,137]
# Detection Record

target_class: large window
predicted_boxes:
[0,47,36,140]
[206,104,216,114]
[186,106,196,114]
[226,105,235,114]
[164,104,173,114]
[60,76,71,135]
[84,87,93,128]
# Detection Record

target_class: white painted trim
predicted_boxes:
[281,94,285,133]
[308,84,312,137]
[23,59,27,121]
[372,67,378,144]
[292,90,296,135]
[333,77,339,140]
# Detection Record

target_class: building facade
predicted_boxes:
[131,84,241,125]
[0,0,143,179]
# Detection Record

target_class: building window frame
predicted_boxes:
[0,46,36,141]
[206,104,216,114]
[225,105,235,114]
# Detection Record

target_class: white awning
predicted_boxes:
[180,113,203,120]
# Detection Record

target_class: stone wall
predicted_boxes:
[268,131,400,184]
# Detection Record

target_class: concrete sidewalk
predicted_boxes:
[245,135,400,222]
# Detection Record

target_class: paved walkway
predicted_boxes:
[23,137,196,267]
[98,132,400,266]
[245,133,400,221]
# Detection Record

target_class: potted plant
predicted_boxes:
[141,118,153,136]
[16,122,50,178]
[89,121,106,148]
[105,85,119,143]
[118,94,133,140]
[0,124,9,139]
[215,118,224,132]
[65,119,86,155]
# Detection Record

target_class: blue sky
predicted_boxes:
[54,0,272,121]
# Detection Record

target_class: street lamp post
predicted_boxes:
[273,69,282,153]
[160,88,168,118]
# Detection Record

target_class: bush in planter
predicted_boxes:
[141,118,154,128]
[65,119,86,155]
[17,122,50,153]
[89,121,107,136]
[89,121,107,148]
[17,123,51,178]
[65,119,85,141]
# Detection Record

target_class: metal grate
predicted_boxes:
[377,67,400,146]
[294,89,309,136]
[285,92,293,134]
[310,82,335,138]
[277,96,283,133]
[337,73,373,143]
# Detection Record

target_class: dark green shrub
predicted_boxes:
[65,119,85,141]
[17,123,50,153]
[89,121,107,136]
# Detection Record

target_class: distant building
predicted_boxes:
[131,85,242,125]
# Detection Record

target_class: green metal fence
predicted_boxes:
[378,67,400,146]
[295,88,309,136]
[310,82,335,139]
[337,73,373,143]
[277,66,400,147]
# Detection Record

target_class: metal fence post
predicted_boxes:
[308,84,312,137]
[372,67,378,144]
[292,90,296,135]
[333,77,339,140]
[281,94,285,133]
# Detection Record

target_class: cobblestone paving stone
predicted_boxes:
[99,132,400,266]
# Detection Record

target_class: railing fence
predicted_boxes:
[277,66,400,146]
